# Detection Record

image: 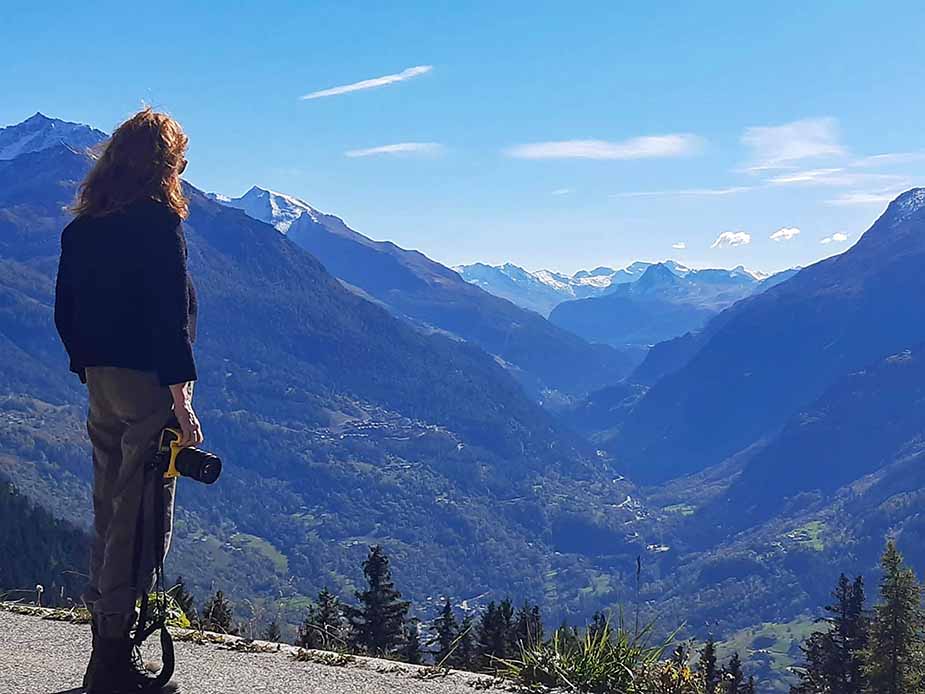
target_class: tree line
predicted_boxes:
[173,544,759,691]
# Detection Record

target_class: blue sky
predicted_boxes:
[2,1,924,273]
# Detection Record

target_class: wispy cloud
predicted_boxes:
[345,142,443,158]
[672,241,687,250]
[768,168,844,185]
[613,186,752,198]
[825,191,900,206]
[770,226,801,242]
[506,134,703,160]
[711,231,752,248]
[741,117,845,172]
[769,168,908,189]
[850,151,925,168]
[551,188,573,196]
[301,65,432,100]
[820,232,849,244]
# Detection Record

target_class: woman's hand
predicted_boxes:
[169,381,203,447]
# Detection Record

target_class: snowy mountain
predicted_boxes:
[207,186,322,233]
[548,262,772,347]
[0,113,106,160]
[207,185,638,395]
[453,260,776,317]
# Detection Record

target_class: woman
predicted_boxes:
[54,107,202,693]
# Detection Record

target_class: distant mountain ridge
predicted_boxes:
[210,186,638,396]
[548,262,799,348]
[455,260,774,317]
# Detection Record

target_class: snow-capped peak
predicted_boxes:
[0,112,108,161]
[209,185,321,233]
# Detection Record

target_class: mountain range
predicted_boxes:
[3,112,925,693]
[209,186,638,397]
[459,259,798,348]
[0,115,648,628]
[455,261,661,315]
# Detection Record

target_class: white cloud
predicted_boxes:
[850,152,925,168]
[825,191,899,206]
[672,242,687,250]
[506,134,703,160]
[769,168,907,189]
[551,188,573,195]
[345,142,443,158]
[820,232,850,244]
[711,231,752,249]
[768,168,844,185]
[301,65,432,100]
[741,117,845,172]
[613,186,752,198]
[770,226,801,242]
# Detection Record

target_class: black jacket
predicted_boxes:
[54,198,198,386]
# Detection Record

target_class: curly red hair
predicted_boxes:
[72,107,189,219]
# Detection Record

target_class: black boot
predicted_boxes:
[83,621,100,691]
[86,636,161,693]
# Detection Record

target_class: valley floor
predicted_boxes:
[0,607,507,694]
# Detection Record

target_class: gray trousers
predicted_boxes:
[81,367,177,638]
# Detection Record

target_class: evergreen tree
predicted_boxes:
[432,597,460,666]
[298,587,345,650]
[722,652,744,694]
[201,590,237,635]
[262,619,282,642]
[401,619,424,664]
[477,598,516,669]
[864,540,925,694]
[846,576,869,692]
[513,601,543,650]
[742,676,756,694]
[169,576,196,623]
[345,545,409,656]
[793,573,868,694]
[456,614,478,671]
[697,639,720,694]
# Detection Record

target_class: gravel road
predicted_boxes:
[0,608,507,694]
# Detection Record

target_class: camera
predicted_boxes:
[157,427,222,485]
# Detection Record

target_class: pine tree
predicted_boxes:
[345,545,409,656]
[793,573,868,694]
[477,598,516,669]
[432,597,460,667]
[298,587,345,650]
[169,576,196,623]
[742,675,756,694]
[698,639,720,694]
[722,652,744,694]
[201,590,237,635]
[846,576,869,692]
[456,614,478,671]
[513,601,543,650]
[262,619,282,642]
[864,540,925,694]
[401,619,424,664]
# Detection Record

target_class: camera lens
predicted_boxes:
[174,447,223,484]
